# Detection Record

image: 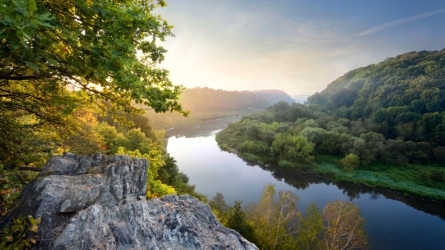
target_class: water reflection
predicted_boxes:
[259,159,445,220]
[165,116,241,138]
[166,119,445,250]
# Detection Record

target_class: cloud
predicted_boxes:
[225,10,278,36]
[359,7,445,36]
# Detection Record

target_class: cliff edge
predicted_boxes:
[1,153,258,250]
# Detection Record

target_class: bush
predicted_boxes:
[340,153,360,171]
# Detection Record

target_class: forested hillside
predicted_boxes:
[308,49,445,146]
[217,49,445,200]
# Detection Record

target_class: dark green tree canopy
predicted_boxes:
[0,0,185,114]
[0,0,187,166]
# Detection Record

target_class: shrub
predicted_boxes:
[340,153,360,171]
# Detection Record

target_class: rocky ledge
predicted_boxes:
[1,153,257,249]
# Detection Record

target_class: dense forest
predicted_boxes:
[143,87,295,128]
[217,50,445,200]
[309,49,445,146]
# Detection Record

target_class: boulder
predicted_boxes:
[1,153,257,250]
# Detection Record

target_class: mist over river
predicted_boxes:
[166,118,445,250]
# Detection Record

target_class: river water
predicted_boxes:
[166,119,445,250]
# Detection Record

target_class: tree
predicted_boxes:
[246,184,301,249]
[322,200,368,250]
[0,0,186,165]
[340,153,360,171]
[209,193,229,217]
[271,134,314,164]
[296,203,323,250]
[1,0,185,112]
[225,201,256,243]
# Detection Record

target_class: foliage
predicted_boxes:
[217,53,445,197]
[308,50,445,146]
[224,201,256,243]
[340,153,360,172]
[0,0,199,213]
[295,203,323,250]
[117,147,176,198]
[323,200,368,250]
[245,184,301,249]
[211,185,368,250]
[0,102,202,215]
[208,192,229,218]
[0,0,187,167]
[0,215,40,250]
[315,162,445,200]
[271,134,314,164]
[157,154,207,201]
[0,0,185,114]
[0,167,38,216]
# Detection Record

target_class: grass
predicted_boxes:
[314,160,445,200]
[226,151,445,200]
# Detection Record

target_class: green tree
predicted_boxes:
[271,134,314,164]
[225,201,256,243]
[296,203,323,250]
[340,153,360,171]
[0,0,184,113]
[246,184,300,250]
[0,0,186,166]
[208,192,229,218]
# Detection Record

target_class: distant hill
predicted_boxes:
[179,87,294,112]
[308,49,445,144]
[143,87,294,128]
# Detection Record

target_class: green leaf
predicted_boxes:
[28,216,35,225]
[12,0,27,13]
[25,61,39,72]
[28,0,37,15]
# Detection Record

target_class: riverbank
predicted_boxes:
[169,127,445,249]
[314,155,445,201]
[221,148,445,201]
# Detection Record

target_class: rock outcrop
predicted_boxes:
[1,153,257,249]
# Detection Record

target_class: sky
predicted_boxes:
[156,0,445,97]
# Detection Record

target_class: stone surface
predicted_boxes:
[1,153,257,250]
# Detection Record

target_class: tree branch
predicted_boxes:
[0,76,41,80]
[18,166,41,172]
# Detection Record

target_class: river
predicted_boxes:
[166,118,445,250]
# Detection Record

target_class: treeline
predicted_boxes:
[308,49,445,146]
[219,101,445,165]
[217,101,445,190]
[179,87,294,112]
[208,184,368,250]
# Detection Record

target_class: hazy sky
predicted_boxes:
[156,0,445,96]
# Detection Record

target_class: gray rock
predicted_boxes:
[1,153,258,250]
